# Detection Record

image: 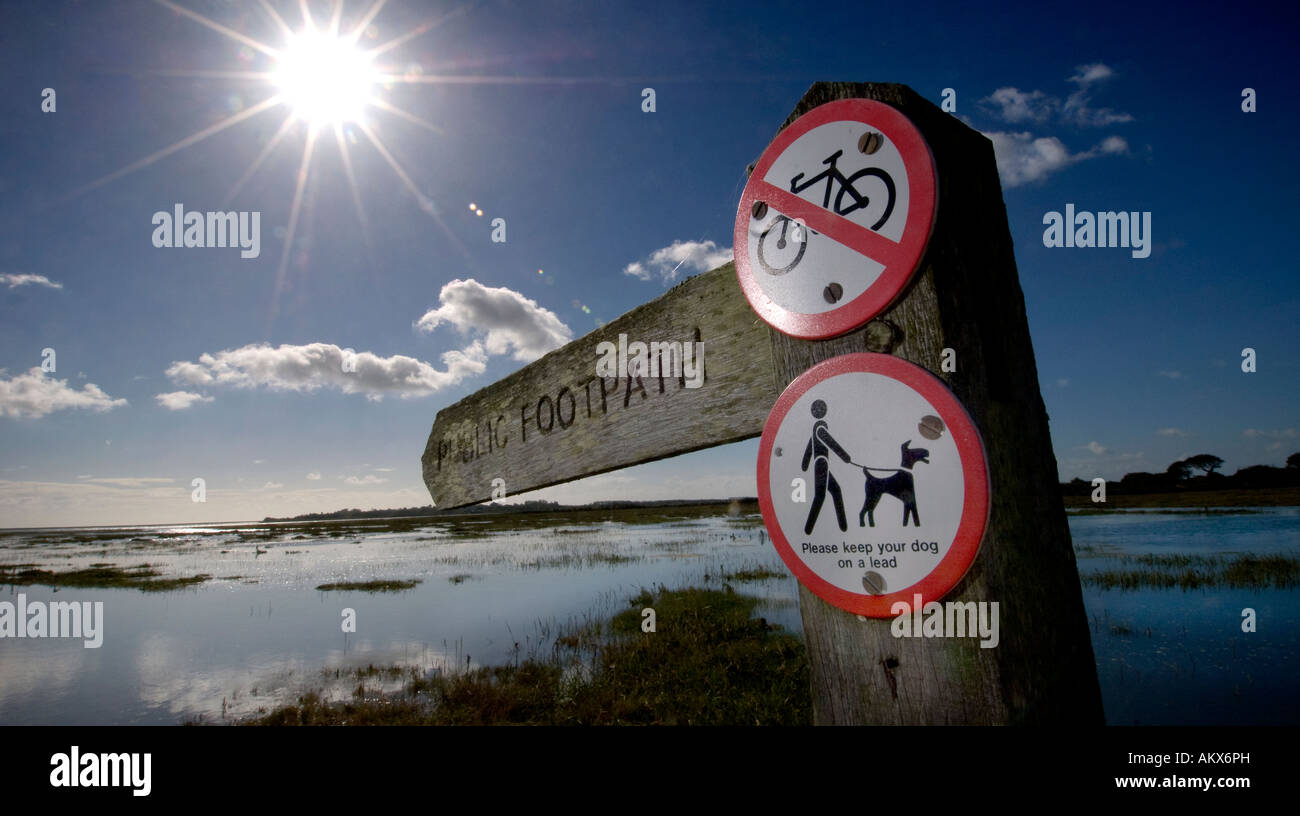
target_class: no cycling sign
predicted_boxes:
[734,98,938,339]
[757,353,990,618]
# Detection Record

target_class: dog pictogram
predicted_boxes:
[859,440,929,527]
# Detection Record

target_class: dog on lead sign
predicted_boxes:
[758,353,989,619]
[734,98,938,341]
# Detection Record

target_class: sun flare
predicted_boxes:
[74,0,476,305]
[271,30,378,126]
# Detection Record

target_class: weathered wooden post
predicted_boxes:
[422,82,1103,725]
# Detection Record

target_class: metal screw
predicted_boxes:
[752,200,768,220]
[918,414,946,440]
[862,571,886,594]
[823,282,843,304]
[858,131,882,155]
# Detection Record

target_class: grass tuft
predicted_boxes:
[245,586,809,726]
[1082,553,1299,590]
[0,564,210,592]
[315,579,421,593]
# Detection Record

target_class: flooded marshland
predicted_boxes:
[1,504,1296,725]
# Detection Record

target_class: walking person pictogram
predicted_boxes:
[801,399,852,534]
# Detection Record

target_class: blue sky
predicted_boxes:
[0,0,1295,526]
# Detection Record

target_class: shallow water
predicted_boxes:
[1071,507,1300,725]
[0,511,798,724]
[0,507,1296,725]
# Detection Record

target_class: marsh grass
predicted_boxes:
[720,566,787,582]
[314,579,422,593]
[246,585,810,726]
[1082,553,1299,590]
[427,537,643,571]
[351,664,409,680]
[0,563,211,592]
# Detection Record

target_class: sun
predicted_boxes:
[70,0,481,310]
[271,29,378,126]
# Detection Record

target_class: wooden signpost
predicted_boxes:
[423,81,1104,725]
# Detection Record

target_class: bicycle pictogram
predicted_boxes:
[757,214,810,276]
[757,149,897,276]
[791,148,896,229]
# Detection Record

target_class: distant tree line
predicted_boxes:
[263,500,563,522]
[263,497,757,523]
[1061,453,1300,496]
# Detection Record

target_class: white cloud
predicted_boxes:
[1096,135,1128,154]
[1057,449,1146,481]
[1056,378,1070,388]
[415,279,572,363]
[1062,95,1133,127]
[982,88,1055,124]
[262,482,284,490]
[624,240,733,284]
[155,390,214,411]
[1156,427,1188,437]
[1063,63,1133,127]
[84,477,174,487]
[1069,63,1114,85]
[1086,441,1108,455]
[1243,428,1298,439]
[165,342,486,401]
[0,368,127,419]
[306,472,321,481]
[343,474,389,485]
[982,130,1129,187]
[0,478,434,527]
[1156,370,1182,379]
[0,477,188,523]
[982,63,1132,129]
[979,64,1132,187]
[1,273,62,290]
[373,467,395,472]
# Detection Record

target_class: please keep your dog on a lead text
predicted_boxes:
[801,538,939,568]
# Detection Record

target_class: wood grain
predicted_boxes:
[767,82,1102,725]
[421,266,781,508]
[420,81,1103,725]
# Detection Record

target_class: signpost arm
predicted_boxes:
[421,266,782,509]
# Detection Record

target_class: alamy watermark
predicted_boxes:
[1042,204,1151,259]
[594,332,704,389]
[0,594,103,648]
[889,593,999,649]
[151,204,261,259]
[50,746,150,796]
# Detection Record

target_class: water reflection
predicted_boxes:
[0,508,1295,725]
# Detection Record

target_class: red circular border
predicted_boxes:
[756,353,990,618]
[734,99,938,339]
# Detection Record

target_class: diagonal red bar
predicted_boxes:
[753,179,906,271]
